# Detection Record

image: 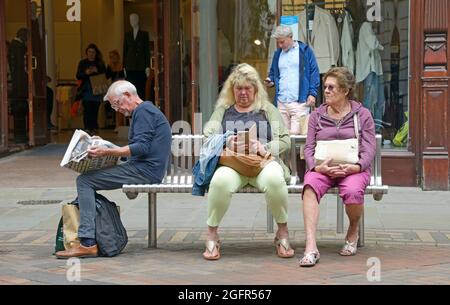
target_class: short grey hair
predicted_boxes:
[271,25,293,39]
[103,80,138,101]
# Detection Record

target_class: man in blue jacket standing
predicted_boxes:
[265,25,320,135]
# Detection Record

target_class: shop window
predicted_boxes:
[280,0,410,151]
[196,0,277,125]
[217,0,277,89]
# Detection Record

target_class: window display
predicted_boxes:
[279,0,410,150]
[217,0,277,88]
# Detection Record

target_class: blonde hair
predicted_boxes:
[323,67,356,100]
[216,63,271,112]
[108,49,123,72]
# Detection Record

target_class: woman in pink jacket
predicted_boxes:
[299,67,376,267]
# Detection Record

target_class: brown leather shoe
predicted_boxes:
[55,244,98,259]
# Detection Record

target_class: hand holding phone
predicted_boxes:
[237,130,249,144]
[234,131,249,154]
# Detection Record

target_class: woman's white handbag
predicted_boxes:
[314,114,359,166]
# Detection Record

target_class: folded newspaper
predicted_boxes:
[60,129,120,173]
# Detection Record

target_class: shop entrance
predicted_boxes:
[122,0,193,126]
[4,0,48,147]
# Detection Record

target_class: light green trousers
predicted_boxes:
[207,161,288,227]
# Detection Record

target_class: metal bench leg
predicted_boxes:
[337,196,344,234]
[358,207,365,247]
[148,193,157,249]
[267,207,274,234]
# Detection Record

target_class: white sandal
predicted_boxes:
[299,251,320,267]
[340,238,358,256]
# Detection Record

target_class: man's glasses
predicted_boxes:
[109,96,121,110]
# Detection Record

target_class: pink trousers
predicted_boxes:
[303,170,371,205]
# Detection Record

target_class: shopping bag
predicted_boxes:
[90,73,111,96]
[62,203,80,249]
[54,195,126,257]
[393,112,409,147]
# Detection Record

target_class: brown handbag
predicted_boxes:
[219,148,274,177]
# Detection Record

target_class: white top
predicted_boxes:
[341,11,355,74]
[356,22,384,83]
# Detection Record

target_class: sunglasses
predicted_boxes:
[323,85,337,92]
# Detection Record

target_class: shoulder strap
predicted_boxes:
[353,113,359,140]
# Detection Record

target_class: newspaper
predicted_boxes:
[60,129,120,173]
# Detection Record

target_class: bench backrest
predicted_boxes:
[167,135,383,187]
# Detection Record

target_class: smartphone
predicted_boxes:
[237,130,249,144]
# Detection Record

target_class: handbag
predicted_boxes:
[314,114,359,166]
[90,73,111,96]
[219,148,274,177]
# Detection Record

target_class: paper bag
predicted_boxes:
[90,73,111,96]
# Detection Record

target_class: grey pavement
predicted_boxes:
[1,143,450,285]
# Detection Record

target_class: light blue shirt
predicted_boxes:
[278,41,300,104]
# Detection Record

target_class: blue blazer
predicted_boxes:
[268,41,320,106]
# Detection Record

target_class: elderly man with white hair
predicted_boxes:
[265,25,320,135]
[56,81,172,259]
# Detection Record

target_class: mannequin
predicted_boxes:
[8,28,29,143]
[123,13,151,99]
[356,21,385,132]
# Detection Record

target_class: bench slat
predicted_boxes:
[124,135,388,200]
[123,184,388,196]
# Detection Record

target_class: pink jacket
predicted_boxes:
[304,101,376,172]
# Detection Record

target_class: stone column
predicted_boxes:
[199,0,218,126]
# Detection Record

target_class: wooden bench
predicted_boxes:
[123,135,388,248]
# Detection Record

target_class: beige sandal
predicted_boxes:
[340,238,358,256]
[203,240,221,261]
[299,251,320,267]
[274,237,295,258]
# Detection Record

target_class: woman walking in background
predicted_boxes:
[76,43,106,135]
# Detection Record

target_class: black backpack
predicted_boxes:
[95,193,128,257]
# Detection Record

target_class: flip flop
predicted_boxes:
[203,240,221,260]
[274,237,295,258]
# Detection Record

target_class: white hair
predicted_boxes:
[103,80,138,101]
[272,25,293,39]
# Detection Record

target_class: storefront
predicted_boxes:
[0,0,449,189]
[1,0,48,149]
